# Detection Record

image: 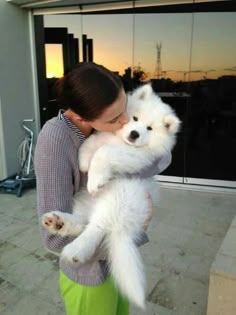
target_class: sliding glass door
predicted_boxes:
[39,1,236,187]
[185,11,236,187]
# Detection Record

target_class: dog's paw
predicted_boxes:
[61,239,96,264]
[42,211,66,235]
[61,242,82,264]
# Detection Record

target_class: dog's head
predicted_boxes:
[117,84,181,155]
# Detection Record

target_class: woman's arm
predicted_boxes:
[35,129,107,262]
[34,131,77,254]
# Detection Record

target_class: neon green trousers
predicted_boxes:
[59,271,129,315]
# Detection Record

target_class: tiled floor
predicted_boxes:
[0,186,235,315]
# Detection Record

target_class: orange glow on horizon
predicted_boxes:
[45,45,236,82]
[45,44,64,78]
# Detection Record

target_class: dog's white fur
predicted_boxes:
[42,84,180,308]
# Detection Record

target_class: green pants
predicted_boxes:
[59,271,129,315]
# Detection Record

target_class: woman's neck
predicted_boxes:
[63,109,93,137]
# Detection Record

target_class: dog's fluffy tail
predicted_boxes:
[107,231,145,309]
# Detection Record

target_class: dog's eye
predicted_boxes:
[133,116,138,121]
[147,126,152,131]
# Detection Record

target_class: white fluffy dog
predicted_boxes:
[42,84,180,309]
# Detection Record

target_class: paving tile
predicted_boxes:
[31,269,63,308]
[12,203,37,222]
[184,232,223,258]
[0,277,24,313]
[152,206,173,224]
[0,220,31,241]
[149,222,194,248]
[144,264,164,299]
[146,271,208,315]
[147,272,180,311]
[231,216,236,228]
[211,253,236,280]
[0,194,36,222]
[0,294,64,315]
[131,301,176,315]
[4,253,56,292]
[33,245,54,258]
[209,194,236,215]
[175,275,208,315]
[0,214,18,230]
[8,225,42,252]
[140,238,178,269]
[197,217,233,238]
[183,255,213,285]
[0,241,31,270]
[159,188,212,212]
[0,187,235,315]
[0,203,27,218]
[218,225,236,259]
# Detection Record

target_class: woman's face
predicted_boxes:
[88,89,129,132]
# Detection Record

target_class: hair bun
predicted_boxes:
[54,77,67,107]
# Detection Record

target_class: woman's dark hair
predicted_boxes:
[55,62,123,120]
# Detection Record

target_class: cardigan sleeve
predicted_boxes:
[34,126,77,253]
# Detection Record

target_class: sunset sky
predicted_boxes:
[44,12,236,81]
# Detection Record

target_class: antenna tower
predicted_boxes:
[154,42,162,78]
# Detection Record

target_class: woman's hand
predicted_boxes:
[143,193,154,231]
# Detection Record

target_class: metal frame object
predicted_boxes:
[0,119,36,197]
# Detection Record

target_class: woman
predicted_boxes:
[35,62,171,315]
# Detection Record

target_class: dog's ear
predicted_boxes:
[133,84,153,100]
[163,114,181,134]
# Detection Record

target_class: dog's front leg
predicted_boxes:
[87,145,154,195]
[61,224,105,264]
[79,132,114,173]
[42,211,86,237]
[87,146,113,195]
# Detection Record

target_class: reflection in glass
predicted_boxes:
[45,44,64,78]
[82,14,133,75]
[187,12,236,182]
[43,9,236,184]
[134,13,192,82]
[133,13,193,178]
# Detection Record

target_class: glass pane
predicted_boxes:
[45,44,63,78]
[43,15,82,120]
[134,13,192,83]
[82,14,133,76]
[187,12,236,182]
[134,13,193,177]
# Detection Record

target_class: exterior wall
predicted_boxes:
[0,96,7,179]
[0,1,39,179]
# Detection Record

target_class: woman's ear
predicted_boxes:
[75,113,85,121]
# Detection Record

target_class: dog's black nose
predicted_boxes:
[130,130,140,140]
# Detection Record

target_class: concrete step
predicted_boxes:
[207,215,236,315]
